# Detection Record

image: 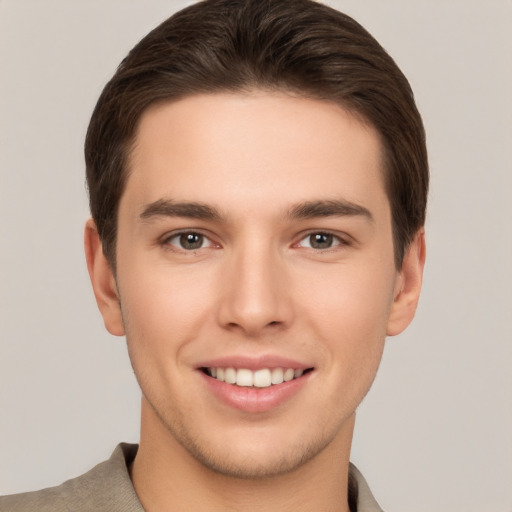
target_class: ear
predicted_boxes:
[387,228,426,336]
[84,219,125,336]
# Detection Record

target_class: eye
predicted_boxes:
[165,232,212,251]
[297,232,344,250]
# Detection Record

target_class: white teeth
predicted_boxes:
[224,367,236,384]
[236,368,253,387]
[253,369,272,388]
[271,368,284,385]
[283,368,295,382]
[207,367,307,387]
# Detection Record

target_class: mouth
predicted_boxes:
[201,367,314,388]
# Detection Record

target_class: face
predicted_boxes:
[87,92,424,479]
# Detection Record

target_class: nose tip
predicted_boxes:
[217,252,292,336]
[223,301,286,336]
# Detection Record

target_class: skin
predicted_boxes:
[85,92,425,511]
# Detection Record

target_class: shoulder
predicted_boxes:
[0,444,142,512]
[349,462,385,512]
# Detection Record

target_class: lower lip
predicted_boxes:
[199,371,311,413]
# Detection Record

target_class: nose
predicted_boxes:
[216,243,293,337]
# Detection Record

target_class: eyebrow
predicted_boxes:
[139,198,373,223]
[287,199,374,222]
[139,199,223,222]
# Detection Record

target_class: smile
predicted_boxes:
[204,367,311,388]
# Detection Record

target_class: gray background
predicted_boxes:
[1,1,511,510]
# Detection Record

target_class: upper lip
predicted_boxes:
[196,355,312,371]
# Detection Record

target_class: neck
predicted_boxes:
[131,398,354,512]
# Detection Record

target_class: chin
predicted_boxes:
[178,433,330,480]
[155,406,341,480]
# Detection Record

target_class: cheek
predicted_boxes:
[296,262,395,358]
[116,259,216,360]
[118,268,214,406]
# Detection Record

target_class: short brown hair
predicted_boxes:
[85,0,428,269]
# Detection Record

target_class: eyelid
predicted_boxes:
[160,229,220,250]
[158,228,352,252]
[294,230,352,249]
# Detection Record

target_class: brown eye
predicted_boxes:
[180,233,204,250]
[309,233,334,249]
[297,232,344,250]
[167,232,208,250]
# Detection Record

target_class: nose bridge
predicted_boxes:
[218,234,291,335]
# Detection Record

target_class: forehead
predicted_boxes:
[124,92,387,220]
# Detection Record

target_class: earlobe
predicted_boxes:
[386,229,426,336]
[84,219,125,336]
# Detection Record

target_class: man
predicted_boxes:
[1,0,427,510]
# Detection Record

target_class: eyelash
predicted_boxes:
[294,231,350,251]
[161,230,350,253]
[162,230,217,252]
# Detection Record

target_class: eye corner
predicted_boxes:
[160,230,220,253]
[294,231,351,251]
